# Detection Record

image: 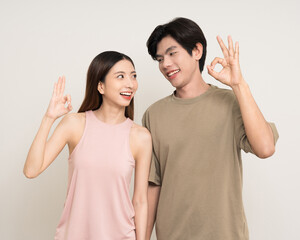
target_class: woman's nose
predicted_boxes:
[125,77,134,88]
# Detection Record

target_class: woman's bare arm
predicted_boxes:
[130,124,152,240]
[23,76,72,178]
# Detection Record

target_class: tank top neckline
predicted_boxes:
[89,110,131,127]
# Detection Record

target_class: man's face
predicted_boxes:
[156,35,200,89]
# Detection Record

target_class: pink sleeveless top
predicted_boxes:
[55,110,136,240]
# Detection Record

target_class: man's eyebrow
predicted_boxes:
[156,46,177,58]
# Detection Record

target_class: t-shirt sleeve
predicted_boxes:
[142,109,162,186]
[268,122,279,145]
[233,98,279,153]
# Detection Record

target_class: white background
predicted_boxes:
[1,0,299,239]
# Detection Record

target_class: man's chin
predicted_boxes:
[170,81,183,89]
[168,78,180,88]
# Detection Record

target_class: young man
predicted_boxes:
[142,17,279,240]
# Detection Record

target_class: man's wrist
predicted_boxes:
[231,78,249,94]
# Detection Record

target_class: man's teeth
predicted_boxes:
[120,92,131,96]
[168,70,180,77]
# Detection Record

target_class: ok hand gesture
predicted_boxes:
[207,36,244,88]
[46,76,72,120]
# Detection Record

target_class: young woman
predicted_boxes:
[23,51,152,240]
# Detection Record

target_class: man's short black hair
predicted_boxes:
[147,17,207,73]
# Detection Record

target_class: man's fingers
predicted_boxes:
[217,36,229,58]
[228,36,234,57]
[208,57,228,80]
[210,57,227,68]
[207,65,219,79]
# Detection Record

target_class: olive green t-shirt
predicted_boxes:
[142,85,279,240]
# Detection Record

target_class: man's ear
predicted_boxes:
[98,82,105,94]
[193,43,203,61]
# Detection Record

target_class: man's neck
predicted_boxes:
[175,74,210,99]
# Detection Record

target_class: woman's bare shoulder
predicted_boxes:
[131,122,152,143]
[60,112,86,131]
[130,122,152,161]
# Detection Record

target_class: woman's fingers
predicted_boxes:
[61,76,65,97]
[59,77,63,97]
[54,76,66,98]
[54,76,72,112]
[66,94,72,111]
[66,94,71,104]
[63,94,72,112]
[53,82,57,98]
[234,41,239,59]
[56,77,61,97]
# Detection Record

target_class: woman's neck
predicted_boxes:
[93,103,126,124]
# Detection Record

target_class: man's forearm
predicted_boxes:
[232,79,275,158]
[146,184,161,240]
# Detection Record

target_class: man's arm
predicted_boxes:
[146,184,161,240]
[231,80,275,158]
[207,36,276,158]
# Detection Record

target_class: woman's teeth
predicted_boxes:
[120,92,131,96]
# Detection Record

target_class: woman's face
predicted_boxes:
[98,59,138,107]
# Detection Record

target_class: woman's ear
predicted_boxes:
[193,43,203,61]
[98,82,105,94]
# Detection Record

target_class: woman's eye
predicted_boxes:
[117,75,124,79]
[157,58,163,63]
[170,52,176,56]
[133,74,137,79]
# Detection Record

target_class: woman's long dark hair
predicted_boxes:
[78,51,135,120]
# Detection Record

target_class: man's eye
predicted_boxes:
[170,52,176,56]
[117,75,124,79]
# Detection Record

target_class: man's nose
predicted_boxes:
[162,56,172,69]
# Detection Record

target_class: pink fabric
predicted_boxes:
[55,110,136,240]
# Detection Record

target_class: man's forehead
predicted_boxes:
[156,39,179,56]
[157,36,178,48]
